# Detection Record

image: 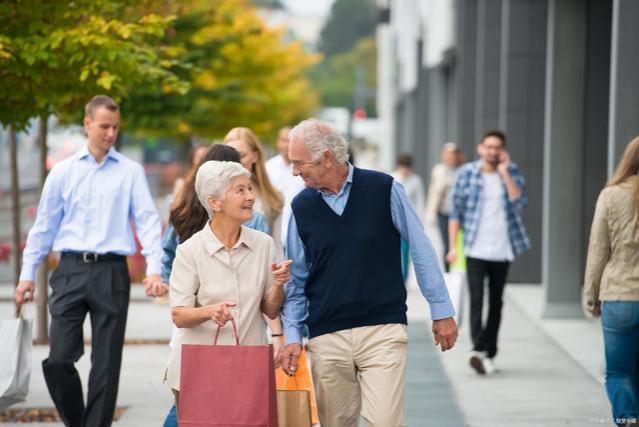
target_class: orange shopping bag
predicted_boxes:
[276,348,319,424]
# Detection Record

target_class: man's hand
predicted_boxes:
[282,343,302,375]
[143,274,167,297]
[15,281,35,305]
[497,150,511,175]
[432,317,458,352]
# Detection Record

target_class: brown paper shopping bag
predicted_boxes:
[276,375,312,427]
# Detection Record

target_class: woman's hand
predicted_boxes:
[272,335,285,368]
[206,301,236,326]
[272,260,293,287]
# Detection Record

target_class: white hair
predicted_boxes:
[195,161,251,217]
[289,118,349,163]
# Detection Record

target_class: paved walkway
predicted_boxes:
[0,281,612,426]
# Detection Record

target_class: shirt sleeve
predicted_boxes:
[161,224,179,284]
[448,168,466,223]
[281,213,309,345]
[129,165,163,276]
[169,244,200,308]
[19,166,65,282]
[390,180,456,320]
[245,210,271,235]
[508,164,528,210]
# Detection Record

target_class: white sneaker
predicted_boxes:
[469,351,487,375]
[483,357,497,375]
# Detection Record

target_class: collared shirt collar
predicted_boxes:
[77,144,121,164]
[318,162,354,197]
[201,220,254,256]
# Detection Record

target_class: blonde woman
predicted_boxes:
[584,136,639,426]
[224,127,284,255]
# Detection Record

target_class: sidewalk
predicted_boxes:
[0,281,612,426]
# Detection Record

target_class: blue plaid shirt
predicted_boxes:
[449,160,531,257]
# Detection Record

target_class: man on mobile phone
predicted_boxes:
[447,130,530,375]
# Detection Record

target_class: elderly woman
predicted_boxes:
[165,160,291,401]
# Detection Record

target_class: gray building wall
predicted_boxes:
[389,0,637,311]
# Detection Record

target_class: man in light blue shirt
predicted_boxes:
[280,118,458,426]
[14,95,165,427]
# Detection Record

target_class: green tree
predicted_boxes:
[125,0,319,144]
[311,36,377,115]
[0,0,187,130]
[318,0,376,58]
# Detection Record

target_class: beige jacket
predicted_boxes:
[583,175,639,313]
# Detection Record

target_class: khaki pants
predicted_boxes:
[308,324,408,427]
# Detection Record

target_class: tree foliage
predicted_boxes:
[125,0,319,142]
[318,0,376,58]
[0,0,187,130]
[311,36,377,115]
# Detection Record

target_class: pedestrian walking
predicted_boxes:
[583,136,639,427]
[448,130,530,375]
[164,160,291,407]
[424,143,464,271]
[281,118,457,427]
[14,95,166,427]
[158,144,273,426]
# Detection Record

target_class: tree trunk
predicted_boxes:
[35,116,49,344]
[8,125,21,317]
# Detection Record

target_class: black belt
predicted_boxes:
[61,251,126,263]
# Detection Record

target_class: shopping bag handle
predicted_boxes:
[15,303,24,319]
[213,318,240,346]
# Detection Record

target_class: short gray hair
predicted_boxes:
[289,118,349,163]
[195,161,251,217]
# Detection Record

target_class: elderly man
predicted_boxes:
[15,95,165,427]
[281,118,458,427]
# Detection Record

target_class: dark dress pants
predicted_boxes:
[42,254,130,427]
[466,256,510,358]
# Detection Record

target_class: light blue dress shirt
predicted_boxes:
[20,145,163,282]
[282,164,455,345]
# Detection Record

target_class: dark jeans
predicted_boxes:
[43,253,130,427]
[437,213,450,271]
[466,257,510,359]
[602,301,639,426]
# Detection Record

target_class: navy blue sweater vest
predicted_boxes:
[291,167,407,339]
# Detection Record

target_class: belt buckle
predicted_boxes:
[82,252,98,263]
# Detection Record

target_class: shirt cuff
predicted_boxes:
[145,258,162,277]
[19,264,37,282]
[284,326,303,345]
[429,300,456,320]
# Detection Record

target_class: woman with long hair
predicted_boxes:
[584,136,639,426]
[224,127,284,255]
